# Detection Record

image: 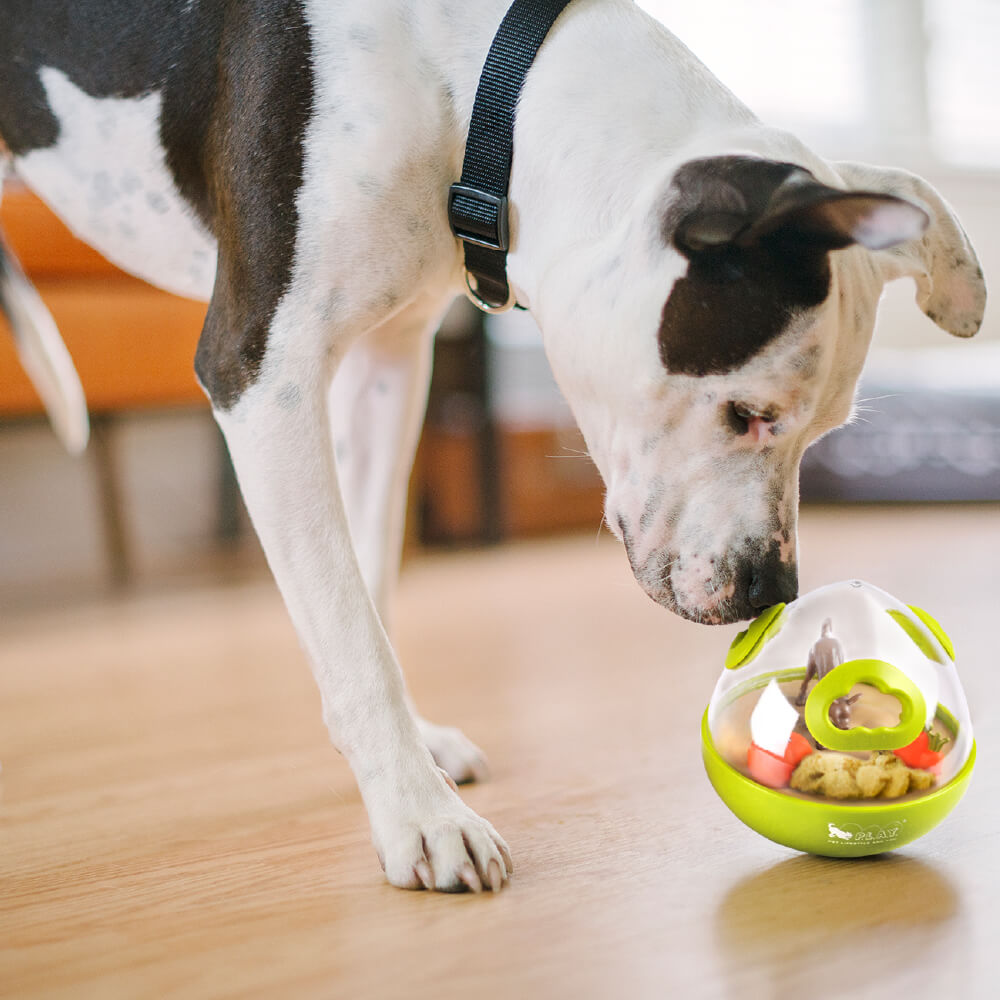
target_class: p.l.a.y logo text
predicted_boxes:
[827,820,904,845]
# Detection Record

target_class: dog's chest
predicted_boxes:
[13,67,217,300]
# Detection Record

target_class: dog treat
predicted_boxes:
[790,750,934,800]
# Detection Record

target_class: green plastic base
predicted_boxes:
[701,709,976,857]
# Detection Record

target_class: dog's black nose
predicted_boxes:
[748,556,798,611]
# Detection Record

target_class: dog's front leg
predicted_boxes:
[201,302,510,893]
[330,307,490,785]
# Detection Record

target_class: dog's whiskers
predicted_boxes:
[848,393,898,425]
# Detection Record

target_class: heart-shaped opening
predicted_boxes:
[805,658,926,752]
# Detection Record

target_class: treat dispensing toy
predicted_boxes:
[702,580,975,857]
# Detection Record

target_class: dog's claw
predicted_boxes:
[487,858,503,893]
[371,761,509,894]
[415,860,433,890]
[459,863,481,893]
[493,837,514,876]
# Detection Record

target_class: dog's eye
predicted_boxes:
[728,402,776,441]
[728,401,756,431]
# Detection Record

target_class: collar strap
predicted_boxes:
[448,0,576,313]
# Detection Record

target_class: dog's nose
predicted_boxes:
[748,555,798,611]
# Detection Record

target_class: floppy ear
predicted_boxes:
[835,161,986,338]
[739,174,930,253]
[675,161,931,256]
[662,158,939,377]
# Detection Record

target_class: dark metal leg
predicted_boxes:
[89,414,130,589]
[471,312,503,545]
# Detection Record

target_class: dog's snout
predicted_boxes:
[747,556,798,611]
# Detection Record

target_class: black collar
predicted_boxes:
[448,0,576,313]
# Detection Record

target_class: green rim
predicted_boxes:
[804,658,925,752]
[725,603,786,669]
[887,608,946,663]
[702,709,975,857]
[909,605,955,661]
[721,668,806,708]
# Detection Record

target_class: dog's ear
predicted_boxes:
[676,165,930,256]
[834,161,986,338]
[659,157,983,377]
[739,175,930,253]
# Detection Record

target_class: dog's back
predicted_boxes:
[0,1,226,299]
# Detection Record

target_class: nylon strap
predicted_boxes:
[448,0,576,312]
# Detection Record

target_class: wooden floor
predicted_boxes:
[1,504,998,1000]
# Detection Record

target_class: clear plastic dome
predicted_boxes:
[702,580,975,855]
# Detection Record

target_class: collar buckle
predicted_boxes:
[448,184,510,252]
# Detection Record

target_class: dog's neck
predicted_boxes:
[442,0,763,308]
[356,0,803,313]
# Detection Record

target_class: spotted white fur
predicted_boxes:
[15,68,217,300]
[3,0,984,893]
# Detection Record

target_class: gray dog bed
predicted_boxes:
[800,347,1000,502]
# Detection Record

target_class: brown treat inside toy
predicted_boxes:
[855,761,888,798]
[825,766,863,800]
[868,751,933,799]
[790,750,936,800]
[789,752,859,797]
[883,762,912,798]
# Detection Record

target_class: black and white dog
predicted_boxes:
[0,0,985,892]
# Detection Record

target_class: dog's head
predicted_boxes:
[529,154,986,624]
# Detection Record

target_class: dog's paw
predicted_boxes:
[367,767,512,893]
[416,717,490,785]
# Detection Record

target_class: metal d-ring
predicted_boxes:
[463,270,517,314]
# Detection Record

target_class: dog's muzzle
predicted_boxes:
[628,537,798,625]
[741,548,799,615]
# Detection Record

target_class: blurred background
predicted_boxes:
[1,0,998,611]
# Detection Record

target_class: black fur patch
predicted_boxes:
[191,4,315,408]
[0,2,223,160]
[0,1,315,409]
[658,157,833,377]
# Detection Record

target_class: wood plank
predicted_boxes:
[0,505,996,999]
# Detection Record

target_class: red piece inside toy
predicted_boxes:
[747,733,812,788]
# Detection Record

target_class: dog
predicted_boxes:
[0,0,985,893]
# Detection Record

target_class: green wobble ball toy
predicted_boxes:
[702,580,975,857]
